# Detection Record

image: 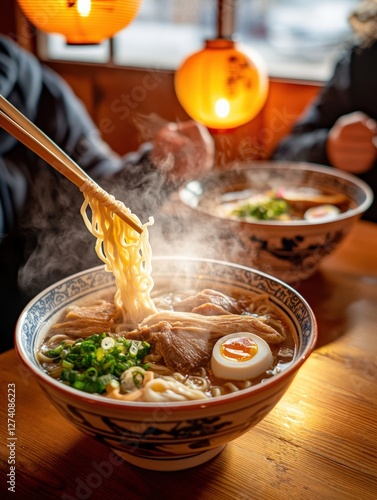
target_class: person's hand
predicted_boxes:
[150,120,215,183]
[326,111,377,174]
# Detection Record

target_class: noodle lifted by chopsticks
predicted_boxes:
[80,187,157,328]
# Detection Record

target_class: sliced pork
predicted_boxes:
[171,288,246,315]
[126,321,213,374]
[140,310,285,344]
[50,300,119,338]
[127,310,285,374]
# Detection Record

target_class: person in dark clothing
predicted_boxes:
[271,0,377,223]
[0,35,214,352]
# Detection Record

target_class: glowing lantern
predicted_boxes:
[17,0,143,45]
[174,38,269,130]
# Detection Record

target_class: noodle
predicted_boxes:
[80,185,157,328]
[142,378,208,402]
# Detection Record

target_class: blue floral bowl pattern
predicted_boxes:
[178,162,373,283]
[15,257,317,471]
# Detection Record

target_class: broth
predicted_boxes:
[37,286,296,402]
[204,186,354,222]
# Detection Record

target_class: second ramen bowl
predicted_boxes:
[15,257,317,471]
[178,162,373,283]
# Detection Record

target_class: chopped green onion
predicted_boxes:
[62,359,74,370]
[85,367,98,379]
[47,332,151,395]
[129,342,138,358]
[132,369,144,388]
[232,197,289,221]
[101,337,115,350]
[73,380,86,391]
[45,342,66,358]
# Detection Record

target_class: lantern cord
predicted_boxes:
[217,0,236,39]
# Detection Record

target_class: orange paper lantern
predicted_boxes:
[17,0,142,44]
[175,39,269,130]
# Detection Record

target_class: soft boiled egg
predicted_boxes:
[304,204,340,221]
[211,332,273,380]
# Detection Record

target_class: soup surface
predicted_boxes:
[37,286,296,402]
[204,186,353,222]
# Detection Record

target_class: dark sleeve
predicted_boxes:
[0,39,170,232]
[271,48,355,165]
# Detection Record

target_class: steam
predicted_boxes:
[16,112,240,301]
[17,167,99,296]
[132,112,168,142]
[14,155,193,301]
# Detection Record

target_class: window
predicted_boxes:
[42,0,359,81]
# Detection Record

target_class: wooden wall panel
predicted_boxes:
[48,62,189,156]
[48,62,322,166]
[94,67,188,154]
[262,79,321,158]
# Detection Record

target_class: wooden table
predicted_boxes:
[1,220,376,500]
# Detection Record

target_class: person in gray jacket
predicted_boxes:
[272,0,377,223]
[0,35,214,352]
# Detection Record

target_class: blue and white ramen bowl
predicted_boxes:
[178,162,373,283]
[15,257,317,471]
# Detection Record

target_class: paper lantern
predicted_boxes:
[17,0,142,44]
[174,38,269,130]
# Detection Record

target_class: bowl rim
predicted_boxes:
[15,256,318,413]
[178,161,374,226]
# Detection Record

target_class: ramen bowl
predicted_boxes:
[15,257,317,471]
[178,162,373,283]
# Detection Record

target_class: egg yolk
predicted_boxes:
[220,337,258,362]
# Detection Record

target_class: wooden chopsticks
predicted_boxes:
[0,94,143,234]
